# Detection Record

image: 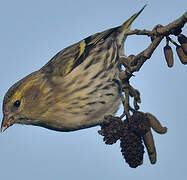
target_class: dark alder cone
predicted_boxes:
[98,116,124,144]
[177,34,187,55]
[120,121,144,168]
[98,113,150,168]
[129,111,150,136]
[176,45,187,64]
[163,45,174,68]
[171,28,182,36]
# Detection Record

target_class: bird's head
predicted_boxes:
[1,71,52,132]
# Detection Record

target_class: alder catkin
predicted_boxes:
[177,34,187,55]
[143,130,157,164]
[163,45,174,67]
[176,45,187,64]
[146,113,167,134]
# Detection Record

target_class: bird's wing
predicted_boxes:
[40,5,146,77]
[40,27,117,77]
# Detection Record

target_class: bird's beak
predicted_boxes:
[1,115,14,133]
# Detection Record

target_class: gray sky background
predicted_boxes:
[0,0,187,179]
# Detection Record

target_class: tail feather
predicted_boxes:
[116,5,146,56]
[121,4,147,30]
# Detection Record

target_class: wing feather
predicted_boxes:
[40,27,118,76]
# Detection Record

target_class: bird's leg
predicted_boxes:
[128,85,141,111]
[119,55,135,77]
[122,83,131,119]
[119,55,141,119]
[120,81,136,119]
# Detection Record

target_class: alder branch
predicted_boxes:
[99,11,187,169]
[119,11,187,118]
[121,11,187,78]
[124,12,187,37]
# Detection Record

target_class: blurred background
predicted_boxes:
[0,0,187,179]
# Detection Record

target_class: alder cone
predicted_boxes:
[163,45,174,67]
[176,45,187,64]
[98,116,124,144]
[120,122,144,168]
[129,111,150,136]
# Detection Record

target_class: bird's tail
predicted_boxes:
[120,4,147,31]
[116,5,146,55]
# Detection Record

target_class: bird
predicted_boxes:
[1,6,146,133]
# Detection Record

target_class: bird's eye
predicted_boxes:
[13,100,21,108]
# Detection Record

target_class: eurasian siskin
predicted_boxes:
[1,6,145,132]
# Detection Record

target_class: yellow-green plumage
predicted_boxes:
[1,6,146,132]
